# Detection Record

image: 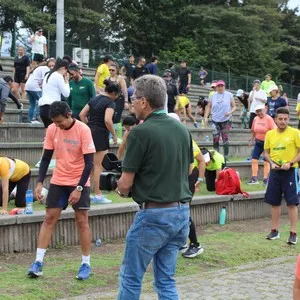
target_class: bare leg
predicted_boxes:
[186,104,196,123]
[20,83,26,100]
[288,205,298,233]
[93,150,108,195]
[0,112,4,124]
[37,208,62,248]
[75,210,91,256]
[271,205,281,230]
[11,82,21,99]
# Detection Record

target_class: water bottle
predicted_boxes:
[201,119,205,128]
[25,190,34,214]
[205,135,210,142]
[95,238,102,247]
[219,207,226,225]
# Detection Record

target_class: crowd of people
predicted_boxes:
[1,34,300,297]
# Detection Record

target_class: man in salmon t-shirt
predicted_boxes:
[248,104,276,186]
[27,101,96,281]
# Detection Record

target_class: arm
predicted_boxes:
[25,65,30,80]
[117,172,135,196]
[28,34,36,43]
[187,73,191,87]
[264,149,280,169]
[58,75,70,97]
[281,148,300,170]
[105,108,117,143]
[0,178,9,214]
[79,104,89,124]
[117,130,130,159]
[43,44,47,57]
[13,67,16,78]
[120,76,128,103]
[204,101,211,124]
[120,66,126,77]
[225,97,237,116]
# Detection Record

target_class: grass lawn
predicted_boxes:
[7,179,265,212]
[0,216,298,300]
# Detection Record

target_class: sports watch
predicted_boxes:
[76,185,83,192]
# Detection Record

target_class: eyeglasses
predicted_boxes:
[109,69,116,72]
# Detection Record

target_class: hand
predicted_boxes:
[225,112,231,117]
[271,163,280,170]
[34,183,43,202]
[0,209,8,215]
[123,129,130,139]
[68,189,81,206]
[204,117,208,125]
[96,88,101,95]
[187,84,191,89]
[64,72,70,82]
[248,140,253,146]
[25,74,29,80]
[281,163,291,171]
[113,135,118,145]
[194,181,201,191]
[124,102,129,110]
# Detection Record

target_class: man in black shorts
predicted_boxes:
[163,70,178,113]
[177,59,191,94]
[27,101,96,280]
[264,107,300,245]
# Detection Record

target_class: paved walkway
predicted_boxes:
[63,256,296,300]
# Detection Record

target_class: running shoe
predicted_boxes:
[183,245,204,258]
[287,232,297,245]
[28,261,43,277]
[92,195,112,204]
[179,243,188,254]
[76,263,91,280]
[263,178,268,187]
[266,230,280,240]
[247,177,259,185]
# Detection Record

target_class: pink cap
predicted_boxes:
[216,80,225,86]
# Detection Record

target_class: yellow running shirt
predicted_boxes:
[264,126,300,167]
[206,151,225,171]
[177,95,190,110]
[96,63,110,88]
[0,157,30,182]
[192,140,201,168]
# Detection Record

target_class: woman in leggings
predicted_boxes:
[0,156,31,215]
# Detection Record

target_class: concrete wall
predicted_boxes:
[0,191,286,254]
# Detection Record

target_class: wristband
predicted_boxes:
[290,162,294,168]
[197,177,204,182]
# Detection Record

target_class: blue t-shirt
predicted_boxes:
[210,91,233,122]
[146,63,158,75]
[266,97,287,118]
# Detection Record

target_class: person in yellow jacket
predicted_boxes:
[175,93,198,127]
[0,156,31,215]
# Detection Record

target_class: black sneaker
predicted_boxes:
[266,230,280,240]
[182,245,204,258]
[179,244,188,254]
[287,232,297,245]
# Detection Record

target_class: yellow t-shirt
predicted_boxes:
[264,126,300,167]
[208,90,215,99]
[96,63,110,88]
[177,95,190,110]
[0,157,30,182]
[296,103,300,120]
[192,140,201,168]
[206,151,225,171]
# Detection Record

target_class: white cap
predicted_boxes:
[236,89,243,97]
[255,104,265,111]
[268,85,278,94]
[202,152,210,163]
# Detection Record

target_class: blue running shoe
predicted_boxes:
[28,261,43,277]
[76,263,91,280]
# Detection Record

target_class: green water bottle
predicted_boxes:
[114,123,123,139]
[219,207,226,225]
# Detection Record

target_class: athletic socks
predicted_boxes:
[82,255,90,266]
[36,248,46,262]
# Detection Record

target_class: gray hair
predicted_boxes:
[134,75,167,109]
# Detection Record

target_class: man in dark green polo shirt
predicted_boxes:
[68,63,96,119]
[116,74,193,300]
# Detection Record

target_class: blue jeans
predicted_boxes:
[118,204,190,300]
[27,91,41,121]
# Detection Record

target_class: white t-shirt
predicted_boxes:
[31,35,47,54]
[25,66,50,92]
[210,91,233,122]
[297,93,300,103]
[39,72,70,106]
[249,89,267,113]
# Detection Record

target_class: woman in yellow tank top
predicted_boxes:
[0,156,31,215]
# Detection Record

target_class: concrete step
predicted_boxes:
[6,99,30,109]
[0,141,251,165]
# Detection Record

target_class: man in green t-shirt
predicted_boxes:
[116,74,193,299]
[68,63,96,119]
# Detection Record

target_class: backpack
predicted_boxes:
[216,168,249,198]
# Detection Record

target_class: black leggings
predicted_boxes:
[40,105,53,128]
[188,167,200,246]
[205,163,226,191]
[0,171,31,207]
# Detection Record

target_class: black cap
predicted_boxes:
[37,27,43,32]
[68,63,80,71]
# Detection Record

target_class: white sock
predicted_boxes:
[82,255,90,266]
[36,248,46,262]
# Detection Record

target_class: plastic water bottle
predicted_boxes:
[205,135,210,142]
[25,190,34,214]
[95,238,102,247]
[219,207,226,225]
[201,119,205,128]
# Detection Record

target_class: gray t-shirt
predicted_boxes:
[210,91,233,122]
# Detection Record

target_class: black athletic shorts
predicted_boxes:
[32,53,44,62]
[14,72,27,84]
[90,127,109,152]
[46,184,91,210]
[264,168,299,206]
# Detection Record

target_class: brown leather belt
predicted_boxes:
[141,201,186,209]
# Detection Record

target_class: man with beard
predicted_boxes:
[68,63,96,120]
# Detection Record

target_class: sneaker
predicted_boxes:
[247,177,259,185]
[287,232,297,245]
[266,230,280,240]
[183,245,204,258]
[263,178,268,187]
[92,194,112,204]
[31,120,41,124]
[76,263,91,280]
[179,243,188,254]
[193,122,199,128]
[28,261,43,277]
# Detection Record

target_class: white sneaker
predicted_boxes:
[31,120,41,124]
[92,195,112,204]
